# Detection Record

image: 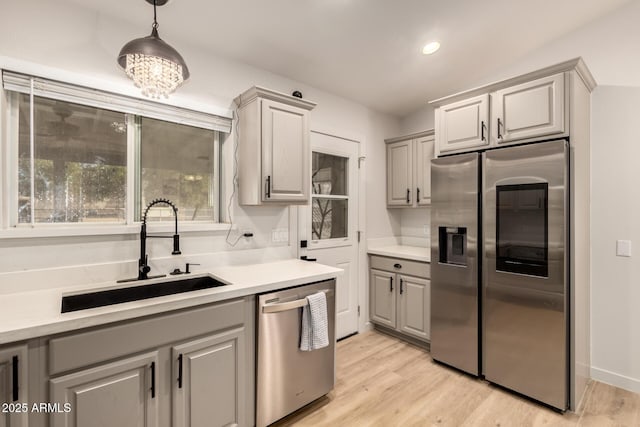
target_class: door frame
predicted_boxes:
[288,126,369,334]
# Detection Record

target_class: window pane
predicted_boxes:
[18,95,127,223]
[312,198,347,240]
[140,117,216,222]
[312,152,347,195]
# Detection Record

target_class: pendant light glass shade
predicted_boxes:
[118,1,189,99]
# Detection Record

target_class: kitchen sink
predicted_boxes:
[61,276,227,313]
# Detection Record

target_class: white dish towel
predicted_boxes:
[300,291,329,351]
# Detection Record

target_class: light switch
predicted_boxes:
[616,240,632,257]
[423,225,430,235]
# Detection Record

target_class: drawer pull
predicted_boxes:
[400,279,404,295]
[390,276,393,292]
[393,263,402,269]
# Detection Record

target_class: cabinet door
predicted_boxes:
[261,99,310,203]
[370,269,396,328]
[172,328,245,427]
[398,275,430,341]
[0,345,28,427]
[492,73,565,144]
[386,140,413,207]
[414,135,434,206]
[437,94,489,154]
[50,352,158,427]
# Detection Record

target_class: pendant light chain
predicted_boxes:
[152,0,159,31]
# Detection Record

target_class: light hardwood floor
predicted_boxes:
[273,330,640,427]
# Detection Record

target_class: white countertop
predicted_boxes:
[367,245,430,263]
[0,259,342,345]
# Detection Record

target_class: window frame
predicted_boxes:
[0,71,229,238]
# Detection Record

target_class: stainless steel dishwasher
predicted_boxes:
[256,279,336,427]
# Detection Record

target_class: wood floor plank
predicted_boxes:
[271,330,640,427]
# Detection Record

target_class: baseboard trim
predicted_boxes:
[372,324,430,351]
[590,366,640,393]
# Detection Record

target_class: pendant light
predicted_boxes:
[117,0,189,99]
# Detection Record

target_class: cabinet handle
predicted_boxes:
[265,176,271,198]
[406,188,410,204]
[393,263,402,269]
[390,276,393,292]
[497,118,503,139]
[400,278,404,295]
[417,188,420,203]
[12,355,18,402]
[178,354,183,389]
[481,120,486,141]
[150,361,156,398]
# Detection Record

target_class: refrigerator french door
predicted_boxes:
[431,140,569,410]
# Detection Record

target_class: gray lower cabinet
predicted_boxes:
[0,344,28,427]
[45,297,254,427]
[50,352,159,427]
[172,328,246,427]
[369,255,431,342]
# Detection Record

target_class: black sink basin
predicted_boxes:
[61,276,227,313]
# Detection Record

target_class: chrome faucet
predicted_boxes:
[138,198,181,280]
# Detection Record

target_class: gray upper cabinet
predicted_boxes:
[235,86,316,205]
[492,73,565,145]
[0,345,28,427]
[436,94,489,154]
[386,130,435,208]
[386,140,413,207]
[172,328,247,427]
[50,352,159,427]
[433,70,571,155]
[414,135,435,206]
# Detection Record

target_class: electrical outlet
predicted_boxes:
[271,228,289,243]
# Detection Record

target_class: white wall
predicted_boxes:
[399,104,435,135]
[590,86,640,393]
[0,0,400,288]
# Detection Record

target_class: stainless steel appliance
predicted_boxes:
[431,140,569,410]
[256,280,336,427]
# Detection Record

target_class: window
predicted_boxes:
[18,95,127,223]
[3,71,231,229]
[311,152,348,240]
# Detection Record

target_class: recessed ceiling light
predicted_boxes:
[422,41,441,55]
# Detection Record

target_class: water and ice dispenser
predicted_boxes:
[438,227,467,266]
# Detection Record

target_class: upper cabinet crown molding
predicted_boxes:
[428,57,596,108]
[234,86,317,111]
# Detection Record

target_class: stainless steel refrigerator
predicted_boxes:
[430,140,568,410]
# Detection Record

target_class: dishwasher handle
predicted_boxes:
[261,289,333,313]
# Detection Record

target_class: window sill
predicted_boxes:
[0,223,233,239]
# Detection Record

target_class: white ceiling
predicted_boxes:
[62,0,631,117]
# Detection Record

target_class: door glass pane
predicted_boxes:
[312,152,347,195]
[18,95,127,223]
[496,183,548,277]
[312,198,347,240]
[140,117,216,222]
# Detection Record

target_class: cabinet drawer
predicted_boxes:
[49,298,245,375]
[369,256,430,278]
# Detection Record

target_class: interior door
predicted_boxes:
[298,131,359,339]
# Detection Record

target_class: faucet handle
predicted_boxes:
[185,263,200,274]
